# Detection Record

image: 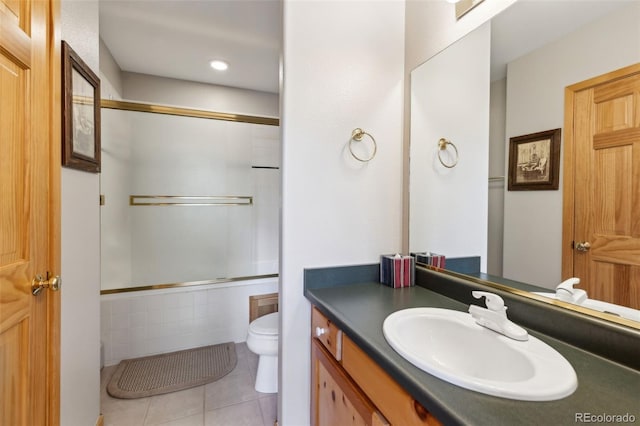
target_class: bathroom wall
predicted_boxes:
[280,1,405,424]
[122,71,279,117]
[488,78,507,276]
[60,1,101,425]
[99,38,123,100]
[503,3,640,288]
[404,0,516,71]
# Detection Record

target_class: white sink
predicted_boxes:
[383,308,577,401]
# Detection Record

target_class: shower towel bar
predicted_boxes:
[129,195,253,206]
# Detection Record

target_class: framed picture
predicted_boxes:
[62,41,101,173]
[508,128,561,191]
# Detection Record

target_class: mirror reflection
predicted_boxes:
[409,1,640,324]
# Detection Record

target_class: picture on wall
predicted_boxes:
[508,128,561,191]
[62,40,101,173]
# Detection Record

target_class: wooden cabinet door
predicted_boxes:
[311,339,388,426]
[564,64,640,310]
[342,336,442,426]
[0,0,60,424]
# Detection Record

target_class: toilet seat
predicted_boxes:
[249,312,278,336]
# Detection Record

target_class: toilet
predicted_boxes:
[246,312,279,393]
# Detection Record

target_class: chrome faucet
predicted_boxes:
[468,291,528,341]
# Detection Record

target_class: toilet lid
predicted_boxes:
[250,312,279,336]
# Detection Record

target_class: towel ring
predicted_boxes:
[349,128,377,162]
[437,138,459,168]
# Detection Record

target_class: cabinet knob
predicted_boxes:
[316,327,327,337]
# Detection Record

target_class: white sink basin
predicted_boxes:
[383,308,577,401]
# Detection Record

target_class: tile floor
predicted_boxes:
[100,343,277,426]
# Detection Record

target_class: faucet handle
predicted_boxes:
[556,277,587,304]
[556,277,580,292]
[472,291,505,312]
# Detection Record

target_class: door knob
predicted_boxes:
[32,273,61,296]
[575,241,591,252]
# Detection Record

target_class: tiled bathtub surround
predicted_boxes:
[101,278,278,366]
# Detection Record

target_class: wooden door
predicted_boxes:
[563,64,640,310]
[0,0,60,425]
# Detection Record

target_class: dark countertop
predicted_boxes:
[304,282,640,426]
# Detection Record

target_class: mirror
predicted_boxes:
[409,0,640,326]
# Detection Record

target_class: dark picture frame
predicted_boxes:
[62,41,101,173]
[508,128,561,191]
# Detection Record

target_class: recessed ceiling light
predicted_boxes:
[209,60,229,71]
[446,0,461,3]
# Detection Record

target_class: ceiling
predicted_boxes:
[100,1,631,94]
[99,0,282,94]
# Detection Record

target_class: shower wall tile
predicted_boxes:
[148,308,164,325]
[129,296,148,313]
[111,313,130,330]
[146,294,164,311]
[101,279,278,366]
[111,298,131,316]
[129,311,147,327]
[130,325,147,341]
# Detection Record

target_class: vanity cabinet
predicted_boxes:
[311,340,388,426]
[311,307,442,426]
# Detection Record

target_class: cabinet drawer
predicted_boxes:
[312,307,342,360]
[342,335,442,426]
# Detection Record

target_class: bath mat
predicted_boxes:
[107,342,237,399]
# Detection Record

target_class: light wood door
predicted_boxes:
[0,0,60,425]
[563,64,640,310]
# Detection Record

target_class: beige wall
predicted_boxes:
[99,38,123,100]
[280,1,405,423]
[122,72,279,117]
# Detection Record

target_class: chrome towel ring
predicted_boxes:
[349,128,377,162]
[438,138,459,168]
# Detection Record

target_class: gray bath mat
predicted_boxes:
[107,342,237,399]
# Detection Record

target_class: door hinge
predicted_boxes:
[100,194,105,206]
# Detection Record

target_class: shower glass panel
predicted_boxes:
[100,104,280,292]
